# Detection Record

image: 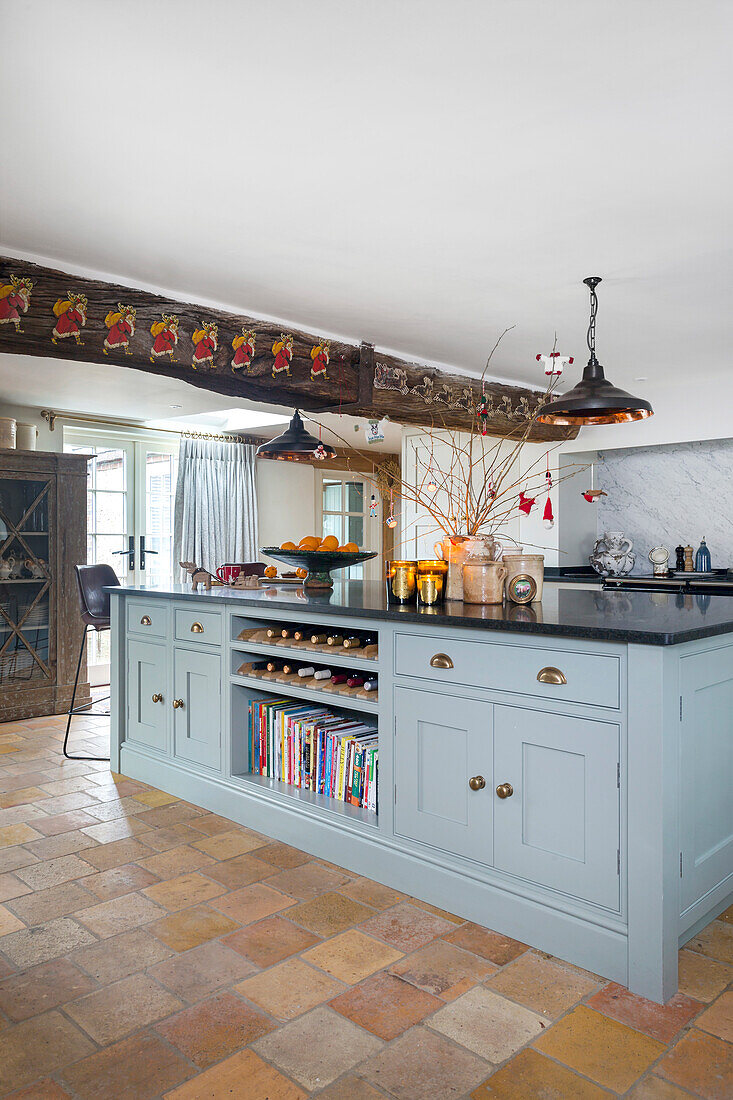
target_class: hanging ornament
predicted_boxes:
[543,495,555,529]
[369,493,378,518]
[582,488,607,503]
[487,479,496,501]
[545,452,553,491]
[518,491,536,515]
[386,488,397,528]
[477,385,490,435]
[426,461,438,494]
[364,418,386,445]
[313,425,328,460]
[536,352,574,377]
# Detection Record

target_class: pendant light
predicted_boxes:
[536,277,653,426]
[255,409,336,461]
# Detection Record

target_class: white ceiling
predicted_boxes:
[1,0,731,439]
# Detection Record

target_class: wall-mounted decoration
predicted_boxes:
[150,314,180,363]
[103,304,136,356]
[310,340,330,381]
[272,334,293,377]
[192,322,218,370]
[51,292,87,346]
[0,274,33,333]
[231,328,256,373]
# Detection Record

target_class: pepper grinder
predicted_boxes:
[683,545,694,572]
[675,545,685,572]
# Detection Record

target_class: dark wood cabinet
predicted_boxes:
[0,449,90,721]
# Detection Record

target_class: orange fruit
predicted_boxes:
[298,536,320,550]
[295,567,307,578]
[264,565,277,579]
[280,540,297,551]
[342,541,359,552]
[319,535,339,551]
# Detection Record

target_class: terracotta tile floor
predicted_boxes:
[0,711,731,1099]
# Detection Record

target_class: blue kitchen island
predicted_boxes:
[108,580,733,1003]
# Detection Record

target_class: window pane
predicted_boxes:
[323,513,342,542]
[346,482,364,512]
[346,515,364,547]
[94,450,126,492]
[94,535,127,571]
[94,492,125,532]
[322,480,342,511]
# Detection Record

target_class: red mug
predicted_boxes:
[216,563,242,585]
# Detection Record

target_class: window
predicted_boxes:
[317,472,380,581]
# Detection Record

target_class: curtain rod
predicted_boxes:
[40,408,264,444]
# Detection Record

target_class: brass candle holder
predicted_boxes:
[386,560,418,605]
[416,559,448,606]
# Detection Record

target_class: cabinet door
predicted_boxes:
[680,648,733,911]
[494,704,620,910]
[172,647,222,770]
[127,639,168,753]
[394,686,493,864]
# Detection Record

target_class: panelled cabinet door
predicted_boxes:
[680,648,733,912]
[394,686,493,865]
[493,704,620,910]
[172,647,222,771]
[127,639,168,753]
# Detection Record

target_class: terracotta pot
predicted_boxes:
[462,560,508,605]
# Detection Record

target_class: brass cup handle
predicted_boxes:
[172,698,185,709]
[468,775,486,791]
[151,693,163,703]
[496,782,514,799]
[140,615,152,626]
[190,622,204,634]
[537,666,567,685]
[430,653,454,670]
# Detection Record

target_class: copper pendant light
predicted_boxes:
[255,409,336,461]
[536,277,653,426]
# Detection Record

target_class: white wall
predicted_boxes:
[0,402,59,452]
[256,460,316,566]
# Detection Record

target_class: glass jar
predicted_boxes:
[416,559,448,606]
[385,560,417,605]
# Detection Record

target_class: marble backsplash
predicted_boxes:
[594,438,733,574]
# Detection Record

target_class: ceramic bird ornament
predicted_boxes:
[582,488,608,503]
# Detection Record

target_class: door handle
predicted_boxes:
[537,666,567,685]
[468,775,486,791]
[172,698,184,709]
[112,535,135,571]
[430,653,454,669]
[139,535,158,571]
[496,782,514,799]
[151,693,163,703]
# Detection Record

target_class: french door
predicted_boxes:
[64,430,178,682]
[316,471,382,582]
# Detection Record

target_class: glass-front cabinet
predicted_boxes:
[0,450,89,722]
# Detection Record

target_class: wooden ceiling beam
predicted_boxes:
[0,256,576,442]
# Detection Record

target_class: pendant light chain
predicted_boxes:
[587,283,598,360]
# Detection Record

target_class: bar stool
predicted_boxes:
[63,563,119,762]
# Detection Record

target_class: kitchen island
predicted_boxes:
[109,580,733,1003]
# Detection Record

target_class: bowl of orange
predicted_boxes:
[260,536,376,589]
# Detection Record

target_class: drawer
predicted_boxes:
[174,607,222,646]
[127,599,168,639]
[394,631,620,709]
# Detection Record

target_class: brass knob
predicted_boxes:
[496,782,514,799]
[468,775,486,791]
[190,622,204,634]
[140,615,152,626]
[537,666,567,685]
[172,698,184,709]
[151,693,163,703]
[430,653,454,670]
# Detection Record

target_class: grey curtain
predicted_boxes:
[174,438,258,577]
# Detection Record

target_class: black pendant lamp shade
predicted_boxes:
[255,409,336,461]
[536,278,653,426]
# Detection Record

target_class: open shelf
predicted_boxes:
[230,771,378,828]
[231,638,377,671]
[230,671,378,713]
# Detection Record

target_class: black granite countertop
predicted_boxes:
[109,581,733,646]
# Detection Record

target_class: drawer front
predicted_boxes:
[174,607,222,646]
[395,632,620,709]
[127,639,168,753]
[127,599,168,639]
